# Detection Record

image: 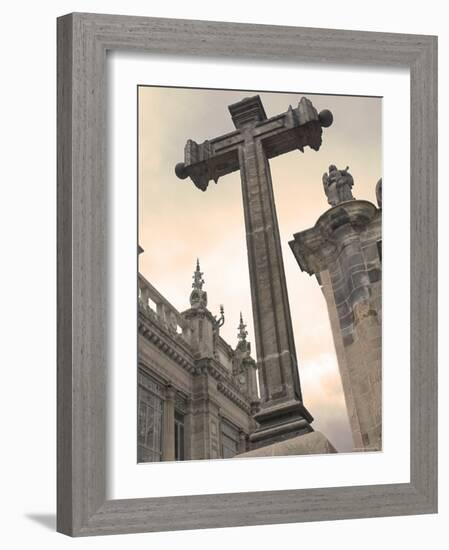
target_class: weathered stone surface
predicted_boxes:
[289,195,382,452]
[235,431,336,458]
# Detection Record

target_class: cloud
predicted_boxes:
[300,353,353,452]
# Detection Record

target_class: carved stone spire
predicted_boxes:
[233,312,258,402]
[237,312,248,343]
[189,259,208,308]
[236,312,250,354]
[192,258,204,290]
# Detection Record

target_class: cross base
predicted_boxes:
[249,399,314,449]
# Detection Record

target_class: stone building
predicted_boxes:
[289,170,382,452]
[137,259,259,462]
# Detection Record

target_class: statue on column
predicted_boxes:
[322,165,355,207]
[235,312,250,356]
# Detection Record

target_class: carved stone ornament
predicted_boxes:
[189,258,208,308]
[322,164,355,207]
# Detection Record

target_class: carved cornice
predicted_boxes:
[289,200,379,275]
[139,304,258,415]
[195,357,254,413]
[216,382,251,415]
[138,309,195,374]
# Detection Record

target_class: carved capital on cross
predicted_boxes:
[228,95,267,129]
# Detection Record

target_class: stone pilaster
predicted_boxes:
[190,366,221,459]
[162,385,176,461]
[238,430,248,454]
[183,397,193,460]
[290,200,382,451]
[183,307,216,359]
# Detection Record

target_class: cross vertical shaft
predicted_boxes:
[238,133,301,404]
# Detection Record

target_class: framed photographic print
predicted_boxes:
[57,13,437,536]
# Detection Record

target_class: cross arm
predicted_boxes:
[175,95,333,191]
[175,130,244,191]
[254,97,333,159]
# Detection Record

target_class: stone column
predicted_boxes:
[238,138,302,405]
[290,200,382,451]
[162,385,176,461]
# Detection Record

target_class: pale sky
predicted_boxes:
[138,86,382,452]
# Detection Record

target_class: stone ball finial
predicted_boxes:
[175,162,188,179]
[319,109,333,128]
[376,178,382,209]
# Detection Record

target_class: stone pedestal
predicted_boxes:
[250,399,313,449]
[236,431,336,458]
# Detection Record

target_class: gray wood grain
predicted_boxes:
[57,12,438,536]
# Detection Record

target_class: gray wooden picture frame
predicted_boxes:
[57,12,438,537]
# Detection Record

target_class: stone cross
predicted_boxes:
[176,95,333,446]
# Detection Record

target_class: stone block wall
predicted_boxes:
[290,200,382,451]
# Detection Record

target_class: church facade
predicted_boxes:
[137,260,259,462]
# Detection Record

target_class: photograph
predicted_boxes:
[137,85,383,462]
[1,2,439,543]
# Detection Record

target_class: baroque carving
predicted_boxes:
[322,165,355,207]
